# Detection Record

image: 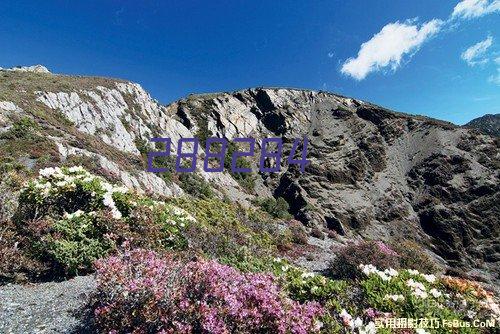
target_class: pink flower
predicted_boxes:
[94,249,324,333]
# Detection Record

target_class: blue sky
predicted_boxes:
[1,1,498,124]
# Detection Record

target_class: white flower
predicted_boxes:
[467,310,477,318]
[407,269,419,275]
[353,317,363,328]
[55,181,67,187]
[384,268,398,277]
[359,264,395,281]
[377,272,390,281]
[39,167,60,177]
[102,182,113,192]
[68,166,85,173]
[416,329,429,334]
[429,288,442,298]
[339,309,354,328]
[406,279,426,291]
[103,193,114,207]
[421,274,436,283]
[412,289,428,299]
[359,321,377,334]
[281,265,290,272]
[301,272,315,279]
[339,309,351,320]
[384,294,404,301]
[359,264,377,276]
[111,208,122,219]
[64,210,85,219]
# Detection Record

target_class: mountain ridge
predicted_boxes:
[465,113,500,137]
[0,68,498,288]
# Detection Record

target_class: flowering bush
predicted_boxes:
[94,249,324,334]
[269,260,499,334]
[17,166,127,220]
[357,264,499,333]
[272,258,347,304]
[14,166,193,275]
[329,240,400,279]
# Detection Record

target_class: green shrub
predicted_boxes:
[391,239,440,274]
[13,166,192,276]
[174,197,286,267]
[253,196,292,219]
[357,266,487,333]
[329,240,400,279]
[178,172,214,198]
[44,212,115,275]
[272,258,349,304]
[0,117,38,139]
[147,155,175,184]
[134,138,150,156]
[288,219,308,244]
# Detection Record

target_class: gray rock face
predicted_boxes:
[0,275,95,333]
[465,113,500,137]
[175,88,499,284]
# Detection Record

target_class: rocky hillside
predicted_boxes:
[0,66,498,288]
[465,113,500,137]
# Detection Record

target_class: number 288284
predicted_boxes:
[146,137,310,173]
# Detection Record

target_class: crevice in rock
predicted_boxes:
[325,216,345,235]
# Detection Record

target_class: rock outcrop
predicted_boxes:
[173,88,499,285]
[0,65,50,73]
[465,113,500,137]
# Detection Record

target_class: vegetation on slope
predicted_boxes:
[1,166,498,333]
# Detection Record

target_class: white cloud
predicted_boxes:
[340,19,442,80]
[452,0,500,19]
[461,35,494,65]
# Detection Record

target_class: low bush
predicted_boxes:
[93,249,324,334]
[253,196,292,219]
[0,219,48,282]
[391,239,440,274]
[272,258,348,305]
[0,116,38,139]
[310,227,325,240]
[178,172,214,199]
[174,197,289,271]
[329,240,400,279]
[288,219,309,245]
[356,265,499,333]
[12,166,193,276]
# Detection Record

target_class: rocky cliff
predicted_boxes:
[0,67,498,286]
[465,113,500,137]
